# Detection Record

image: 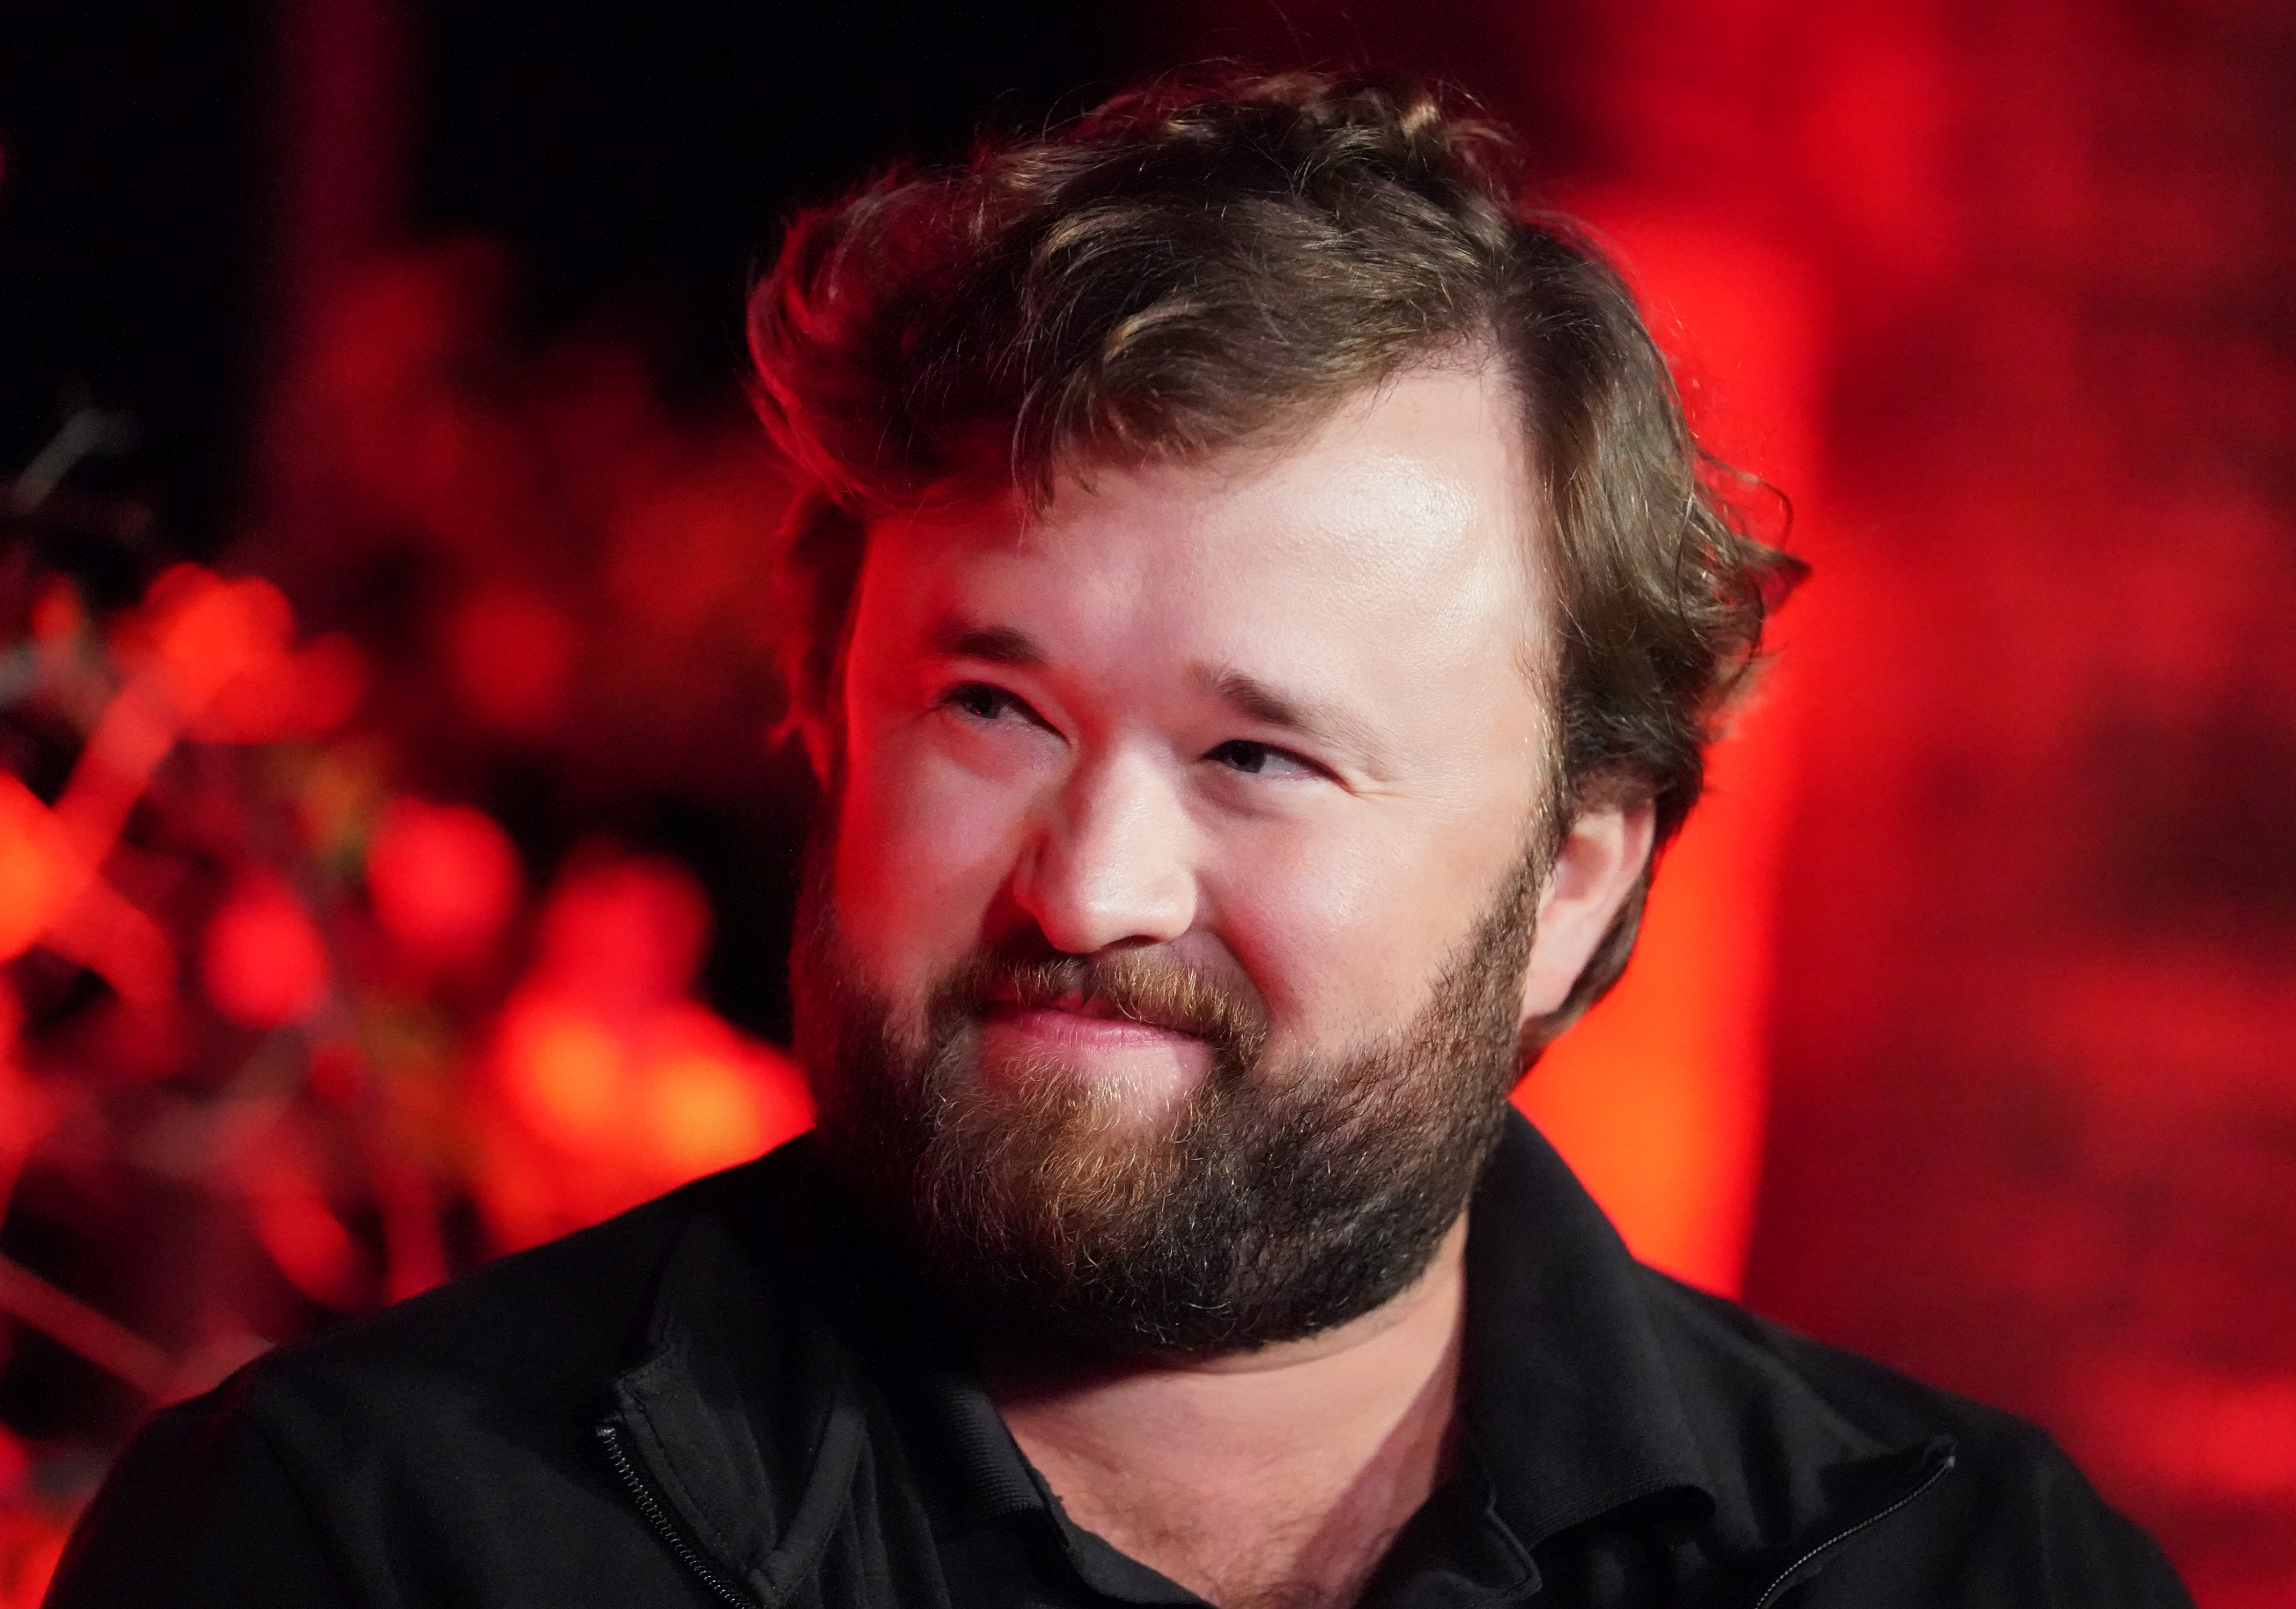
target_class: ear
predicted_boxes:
[774,491,869,794]
[1518,796,1658,1025]
[789,699,836,791]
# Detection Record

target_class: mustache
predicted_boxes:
[933,943,1269,1059]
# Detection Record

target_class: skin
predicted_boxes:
[820,362,1655,1608]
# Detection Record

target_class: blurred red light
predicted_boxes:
[365,795,520,969]
[445,587,575,734]
[0,779,64,963]
[531,853,709,1015]
[202,878,330,1029]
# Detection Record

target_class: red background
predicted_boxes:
[4,2,2292,1603]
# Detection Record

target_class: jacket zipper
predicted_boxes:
[1748,1442,1957,1609]
[596,1419,762,1609]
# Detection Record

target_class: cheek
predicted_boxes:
[1211,820,1492,1044]
[831,728,1033,986]
[1203,822,1433,1037]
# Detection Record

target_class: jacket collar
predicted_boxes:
[1460,1110,1716,1550]
[606,1150,868,1607]
[1463,1111,1953,1585]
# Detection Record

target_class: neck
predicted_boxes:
[987,1215,1471,1609]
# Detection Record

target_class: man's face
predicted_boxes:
[795,364,1603,1354]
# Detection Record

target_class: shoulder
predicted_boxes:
[268,1151,783,1391]
[46,1144,829,1606]
[1630,1269,2191,1605]
[157,1142,814,1488]
[1628,1265,2025,1450]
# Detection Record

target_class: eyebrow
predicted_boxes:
[924,615,1047,667]
[1197,665,1392,774]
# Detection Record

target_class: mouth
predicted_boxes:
[966,966,1227,1104]
[977,984,1209,1053]
[985,991,1192,1031]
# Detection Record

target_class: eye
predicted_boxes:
[941,681,1039,726]
[1205,739,1319,779]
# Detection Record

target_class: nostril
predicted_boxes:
[1006,756,1201,953]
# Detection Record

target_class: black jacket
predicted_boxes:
[48,1115,2190,1607]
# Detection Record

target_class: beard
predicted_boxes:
[791,837,1544,1361]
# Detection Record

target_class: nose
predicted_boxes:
[1012,749,1198,954]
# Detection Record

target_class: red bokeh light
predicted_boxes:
[0,1503,62,1609]
[0,779,64,965]
[477,852,810,1249]
[529,852,710,1020]
[445,585,576,736]
[201,876,330,1029]
[365,795,521,970]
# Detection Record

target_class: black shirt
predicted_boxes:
[48,1114,2190,1607]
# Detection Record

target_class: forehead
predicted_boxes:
[857,363,1547,668]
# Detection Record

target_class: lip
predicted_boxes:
[977,1001,1201,1050]
[975,1004,1212,1114]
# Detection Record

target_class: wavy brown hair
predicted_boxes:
[747,69,1803,1050]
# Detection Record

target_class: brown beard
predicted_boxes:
[791,837,1544,1360]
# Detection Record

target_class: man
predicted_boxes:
[50,71,2187,1608]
